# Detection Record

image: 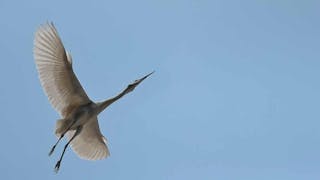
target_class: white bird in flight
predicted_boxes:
[33,22,153,172]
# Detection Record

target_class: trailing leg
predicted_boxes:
[49,119,75,156]
[48,134,63,156]
[54,125,82,173]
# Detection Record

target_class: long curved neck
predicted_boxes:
[96,90,127,114]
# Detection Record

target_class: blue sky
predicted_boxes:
[0,0,320,179]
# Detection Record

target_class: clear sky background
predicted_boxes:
[0,0,319,179]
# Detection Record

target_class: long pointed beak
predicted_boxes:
[123,71,154,94]
[134,71,155,85]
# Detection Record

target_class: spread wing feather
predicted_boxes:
[66,117,110,160]
[33,22,91,117]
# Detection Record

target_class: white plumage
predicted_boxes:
[34,23,90,117]
[66,117,110,160]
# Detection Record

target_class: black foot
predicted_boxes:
[54,160,61,173]
[49,145,56,156]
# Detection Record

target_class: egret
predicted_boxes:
[33,22,153,172]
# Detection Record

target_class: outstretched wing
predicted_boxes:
[66,117,110,160]
[33,22,91,117]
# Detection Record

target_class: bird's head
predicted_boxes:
[124,71,154,94]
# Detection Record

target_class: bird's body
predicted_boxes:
[55,102,96,137]
[33,22,153,172]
